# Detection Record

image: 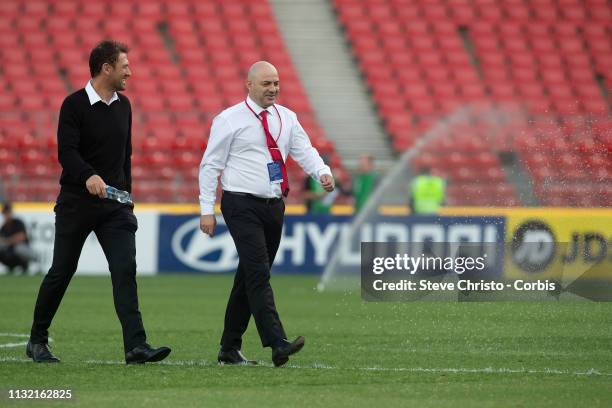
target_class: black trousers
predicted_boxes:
[30,190,146,352]
[220,191,287,349]
[0,246,28,271]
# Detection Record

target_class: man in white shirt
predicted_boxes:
[199,61,334,367]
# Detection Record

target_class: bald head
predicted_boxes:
[247,61,277,81]
[246,61,280,108]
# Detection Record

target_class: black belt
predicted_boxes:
[223,190,282,204]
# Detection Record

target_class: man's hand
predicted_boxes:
[320,174,335,192]
[200,214,217,237]
[86,175,106,198]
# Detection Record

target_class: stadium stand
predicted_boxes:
[1,0,609,208]
[334,0,611,207]
[0,0,341,204]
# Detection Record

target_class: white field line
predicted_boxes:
[1,356,609,377]
[0,333,29,349]
[86,359,214,366]
[0,342,28,348]
[0,333,53,349]
[0,357,31,362]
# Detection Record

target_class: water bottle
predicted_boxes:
[105,185,133,205]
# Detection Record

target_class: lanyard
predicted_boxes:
[244,99,283,143]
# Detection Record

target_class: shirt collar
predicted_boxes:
[246,95,270,116]
[85,80,119,106]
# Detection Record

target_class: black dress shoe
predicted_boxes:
[125,343,171,365]
[272,336,305,367]
[218,349,257,365]
[26,341,60,363]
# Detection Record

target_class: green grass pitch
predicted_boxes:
[1,274,611,407]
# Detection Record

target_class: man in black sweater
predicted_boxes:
[27,41,170,364]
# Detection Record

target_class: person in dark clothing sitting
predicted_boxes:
[0,202,36,274]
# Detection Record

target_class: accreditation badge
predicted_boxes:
[267,161,283,184]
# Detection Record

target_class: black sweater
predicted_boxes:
[57,89,132,194]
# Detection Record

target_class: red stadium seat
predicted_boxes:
[332,0,610,206]
[2,0,607,206]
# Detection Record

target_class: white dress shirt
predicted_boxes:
[199,95,332,215]
[85,80,119,106]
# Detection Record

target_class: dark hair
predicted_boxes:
[2,202,12,214]
[89,40,129,77]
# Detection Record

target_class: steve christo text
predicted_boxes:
[371,279,557,292]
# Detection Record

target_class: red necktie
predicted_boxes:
[260,110,289,197]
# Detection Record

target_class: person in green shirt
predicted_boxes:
[304,176,336,214]
[304,166,350,214]
[353,155,378,212]
[410,167,446,214]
